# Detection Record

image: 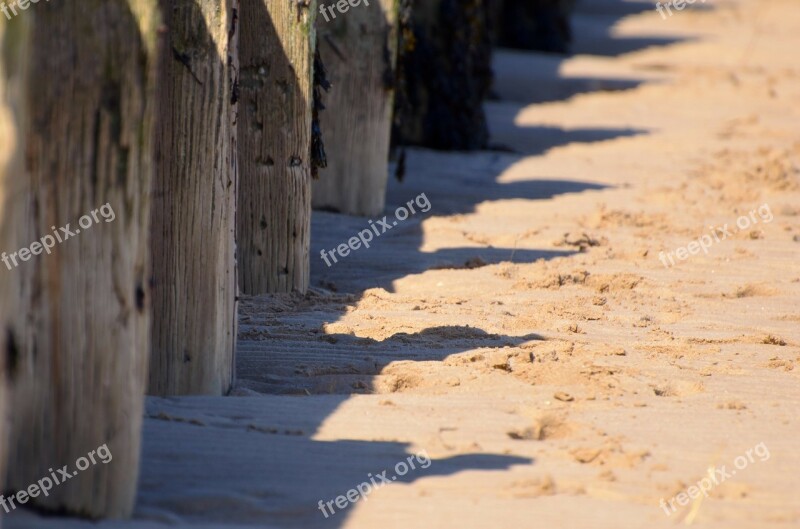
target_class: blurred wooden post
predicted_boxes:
[0,13,22,515]
[237,0,317,294]
[0,1,159,518]
[149,0,239,396]
[490,0,575,53]
[393,0,493,151]
[312,0,399,217]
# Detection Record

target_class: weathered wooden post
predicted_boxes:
[237,0,318,294]
[312,0,399,217]
[393,0,493,151]
[0,0,159,518]
[148,0,239,396]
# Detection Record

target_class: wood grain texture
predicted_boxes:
[237,0,316,294]
[0,0,159,518]
[312,0,398,217]
[149,0,239,396]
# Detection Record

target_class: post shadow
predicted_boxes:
[229,5,704,525]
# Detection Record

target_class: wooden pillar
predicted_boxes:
[0,0,159,518]
[393,0,493,151]
[148,0,239,396]
[237,0,317,294]
[0,13,23,515]
[312,0,399,217]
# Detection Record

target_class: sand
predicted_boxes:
[7,0,800,527]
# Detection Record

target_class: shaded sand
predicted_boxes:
[7,0,800,528]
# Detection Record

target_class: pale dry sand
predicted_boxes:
[7,0,800,527]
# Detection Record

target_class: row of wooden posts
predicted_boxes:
[0,0,573,520]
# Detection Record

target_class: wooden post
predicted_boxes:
[237,0,317,294]
[312,0,399,217]
[490,0,575,54]
[148,0,239,396]
[393,0,493,151]
[0,0,159,518]
[0,13,23,516]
